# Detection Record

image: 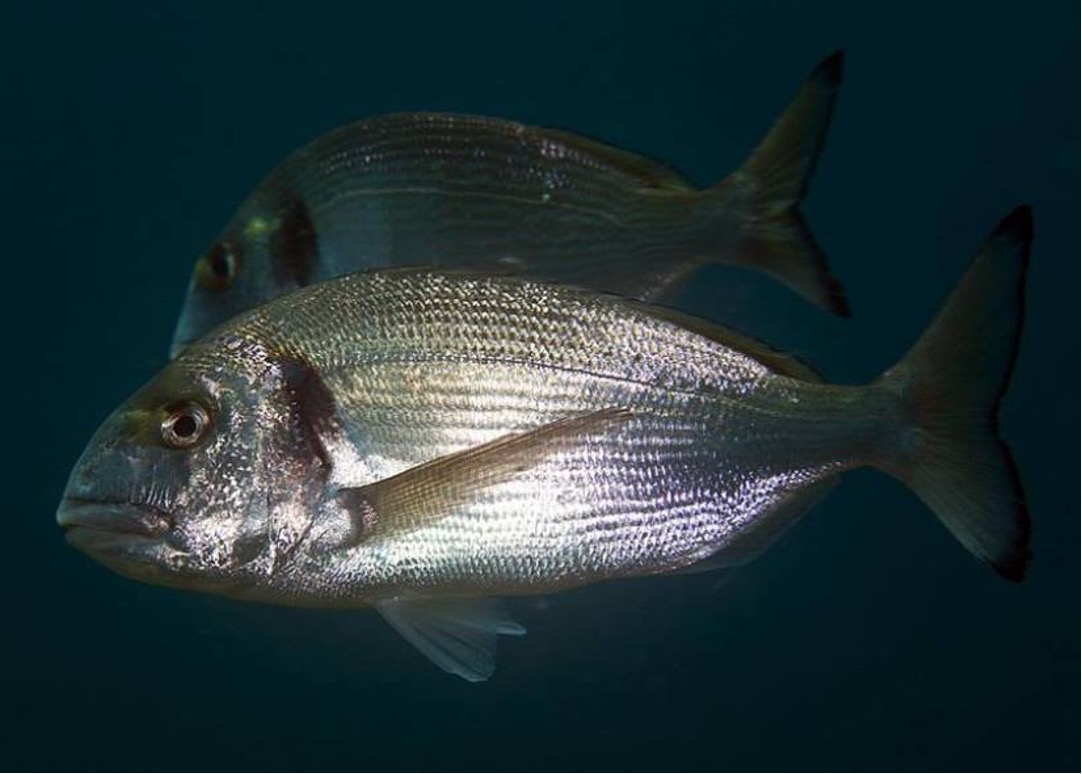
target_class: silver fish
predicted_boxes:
[170,53,848,358]
[60,207,1033,681]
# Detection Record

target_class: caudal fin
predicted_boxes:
[876,206,1033,580]
[715,51,849,316]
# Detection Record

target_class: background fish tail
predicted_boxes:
[873,206,1033,581]
[709,50,849,315]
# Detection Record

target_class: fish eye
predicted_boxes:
[195,243,237,291]
[161,401,212,449]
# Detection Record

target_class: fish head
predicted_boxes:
[170,224,276,360]
[58,338,328,596]
[171,194,319,359]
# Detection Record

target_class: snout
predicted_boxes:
[57,499,172,537]
[57,498,180,584]
[58,403,177,542]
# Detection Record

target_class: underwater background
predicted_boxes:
[3,2,1077,770]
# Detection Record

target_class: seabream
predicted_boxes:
[61,207,1033,681]
[171,53,848,357]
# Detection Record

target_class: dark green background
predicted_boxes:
[4,2,1077,770]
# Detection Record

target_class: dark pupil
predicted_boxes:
[208,245,231,279]
[172,414,198,438]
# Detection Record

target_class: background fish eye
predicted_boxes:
[160,400,212,448]
[195,242,237,291]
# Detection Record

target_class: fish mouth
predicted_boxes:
[57,499,187,584]
[57,499,173,541]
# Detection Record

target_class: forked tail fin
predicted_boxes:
[876,206,1033,580]
[714,50,849,316]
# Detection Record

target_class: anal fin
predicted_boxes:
[376,597,526,682]
[694,476,839,568]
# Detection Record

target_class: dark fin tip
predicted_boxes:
[989,208,1034,583]
[815,50,846,84]
[990,433,1032,584]
[989,203,1034,427]
[994,204,1035,245]
[792,210,851,316]
[983,209,1033,584]
[993,533,1030,582]
[828,275,852,318]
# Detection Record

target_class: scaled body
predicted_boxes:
[206,272,868,603]
[61,210,1033,680]
[172,54,848,356]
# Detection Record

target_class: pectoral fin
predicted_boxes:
[337,407,632,544]
[376,597,526,682]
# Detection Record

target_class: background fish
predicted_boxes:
[171,53,848,357]
[60,206,1032,681]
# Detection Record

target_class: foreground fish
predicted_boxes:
[61,207,1033,681]
[170,53,848,357]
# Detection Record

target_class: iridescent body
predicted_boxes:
[71,272,859,597]
[61,209,1032,679]
[172,54,849,356]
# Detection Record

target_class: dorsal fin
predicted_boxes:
[621,299,823,382]
[333,268,823,382]
[532,125,695,191]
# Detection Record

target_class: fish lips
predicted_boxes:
[57,499,173,560]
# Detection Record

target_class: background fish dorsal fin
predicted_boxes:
[622,299,823,382]
[534,125,695,192]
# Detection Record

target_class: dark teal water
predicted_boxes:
[4,3,1077,770]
